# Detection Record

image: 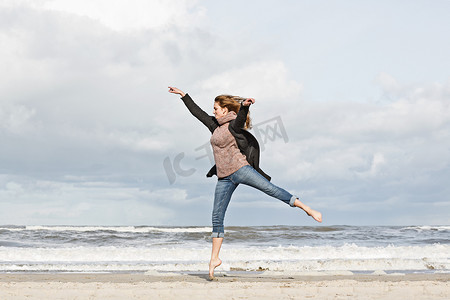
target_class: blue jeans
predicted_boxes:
[211,165,297,238]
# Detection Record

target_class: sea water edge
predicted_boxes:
[0,225,448,275]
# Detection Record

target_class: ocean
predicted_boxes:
[0,225,448,274]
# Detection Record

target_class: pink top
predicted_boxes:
[210,112,249,178]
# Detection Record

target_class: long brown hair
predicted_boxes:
[214,95,252,129]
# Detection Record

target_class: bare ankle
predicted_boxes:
[209,258,222,279]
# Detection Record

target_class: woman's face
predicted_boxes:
[213,102,228,119]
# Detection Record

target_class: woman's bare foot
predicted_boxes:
[305,207,322,223]
[294,199,322,223]
[209,258,222,280]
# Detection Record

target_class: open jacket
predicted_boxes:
[181,93,271,181]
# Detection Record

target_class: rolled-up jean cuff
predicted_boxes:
[289,196,297,207]
[211,232,224,238]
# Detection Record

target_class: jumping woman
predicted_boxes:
[168,87,322,280]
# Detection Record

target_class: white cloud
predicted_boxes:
[197,60,302,101]
[107,130,169,152]
[375,72,401,96]
[260,76,450,208]
[0,176,182,224]
[1,0,206,31]
[0,103,36,133]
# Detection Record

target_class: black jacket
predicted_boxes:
[181,94,271,181]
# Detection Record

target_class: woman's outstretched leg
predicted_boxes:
[209,237,223,280]
[293,198,322,222]
[233,166,323,223]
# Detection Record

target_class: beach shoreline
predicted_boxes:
[1,272,449,283]
[0,272,448,299]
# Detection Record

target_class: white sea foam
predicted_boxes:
[0,226,213,233]
[402,226,450,232]
[1,225,448,273]
[261,270,355,276]
[0,244,448,273]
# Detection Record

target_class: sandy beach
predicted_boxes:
[0,272,448,299]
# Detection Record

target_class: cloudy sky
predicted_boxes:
[1,0,449,226]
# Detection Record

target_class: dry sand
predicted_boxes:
[0,272,448,299]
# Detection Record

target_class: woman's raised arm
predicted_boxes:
[232,98,255,130]
[168,86,218,133]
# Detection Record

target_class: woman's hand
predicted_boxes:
[168,86,186,97]
[242,98,255,106]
